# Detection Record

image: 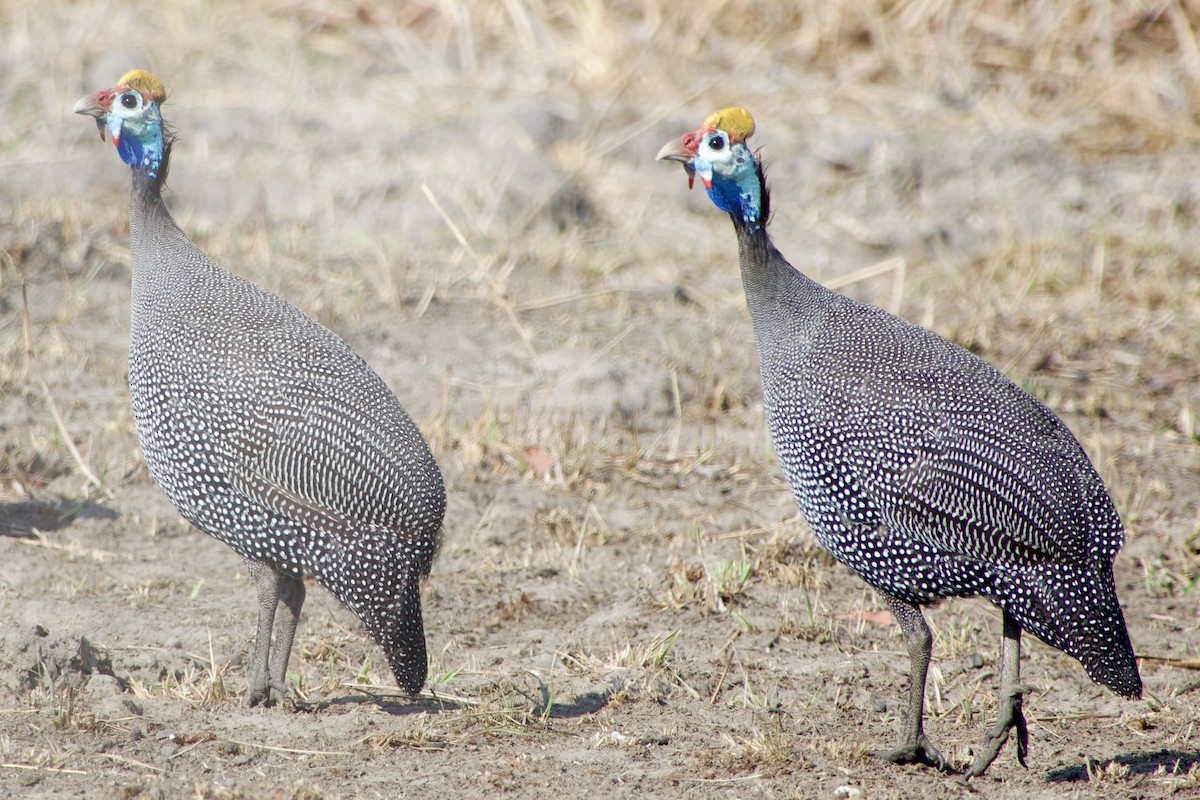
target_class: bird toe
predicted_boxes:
[873,735,948,771]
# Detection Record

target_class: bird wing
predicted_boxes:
[168,281,443,538]
[829,358,1118,568]
[249,337,439,535]
[854,371,1104,566]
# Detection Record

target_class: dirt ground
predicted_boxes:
[3,2,1200,798]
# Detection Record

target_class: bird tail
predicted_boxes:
[1002,562,1141,699]
[314,533,430,695]
[374,577,429,695]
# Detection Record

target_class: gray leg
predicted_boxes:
[245,559,304,707]
[966,610,1033,778]
[874,592,946,770]
[269,573,305,697]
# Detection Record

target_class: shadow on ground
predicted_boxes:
[546,689,611,719]
[1046,749,1200,782]
[310,691,456,717]
[0,498,117,537]
[310,683,614,721]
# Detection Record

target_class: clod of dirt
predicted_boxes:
[1,623,116,694]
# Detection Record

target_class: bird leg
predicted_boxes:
[966,610,1034,778]
[270,571,305,700]
[245,559,305,707]
[874,592,947,770]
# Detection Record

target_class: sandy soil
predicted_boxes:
[3,2,1200,798]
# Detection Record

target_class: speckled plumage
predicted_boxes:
[76,72,445,705]
[660,110,1140,776]
[748,265,1138,693]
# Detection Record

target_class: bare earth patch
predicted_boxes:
[3,2,1200,798]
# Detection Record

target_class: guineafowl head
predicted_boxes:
[657,107,765,231]
[74,69,169,179]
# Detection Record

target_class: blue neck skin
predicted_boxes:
[698,145,762,231]
[111,103,165,181]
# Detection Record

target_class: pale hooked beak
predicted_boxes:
[657,136,704,189]
[73,92,111,141]
[655,137,694,164]
[657,135,716,190]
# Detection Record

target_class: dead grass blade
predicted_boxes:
[91,753,165,773]
[677,774,763,784]
[420,182,547,381]
[1169,0,1200,82]
[14,258,112,499]
[1138,655,1200,671]
[709,651,734,703]
[14,531,115,562]
[224,739,351,757]
[0,763,89,776]
[343,683,482,707]
[822,257,907,315]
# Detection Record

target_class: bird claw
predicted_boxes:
[1013,717,1029,767]
[247,677,296,708]
[874,735,948,771]
[966,683,1035,778]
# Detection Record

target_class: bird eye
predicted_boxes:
[708,134,726,151]
[120,92,140,110]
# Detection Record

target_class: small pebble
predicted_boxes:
[872,698,887,713]
[967,653,984,669]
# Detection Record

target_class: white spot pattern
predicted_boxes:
[733,217,1140,699]
[125,165,445,694]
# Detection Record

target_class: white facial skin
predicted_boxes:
[689,128,762,226]
[692,128,754,185]
[106,88,151,141]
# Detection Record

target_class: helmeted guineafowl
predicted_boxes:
[658,108,1140,777]
[74,70,446,706]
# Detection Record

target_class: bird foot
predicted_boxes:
[965,683,1036,779]
[873,734,948,771]
[247,677,296,708]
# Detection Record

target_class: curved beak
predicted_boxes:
[656,137,694,164]
[73,92,111,141]
[657,136,699,189]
